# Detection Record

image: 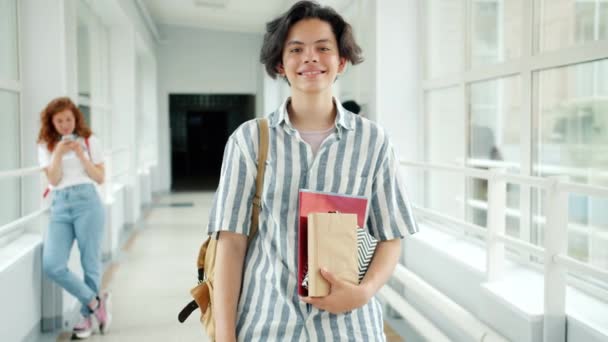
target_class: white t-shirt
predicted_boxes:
[38,134,104,190]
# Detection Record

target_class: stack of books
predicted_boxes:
[298,190,378,297]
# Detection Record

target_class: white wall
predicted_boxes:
[14,0,80,339]
[338,0,376,122]
[156,24,263,191]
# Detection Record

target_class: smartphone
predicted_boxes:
[61,134,76,141]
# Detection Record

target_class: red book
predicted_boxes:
[298,189,369,296]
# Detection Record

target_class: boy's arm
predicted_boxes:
[359,238,402,295]
[300,238,402,314]
[214,231,248,342]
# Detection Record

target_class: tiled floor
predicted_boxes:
[56,192,210,342]
[54,192,403,341]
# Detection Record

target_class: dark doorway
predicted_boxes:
[170,94,255,191]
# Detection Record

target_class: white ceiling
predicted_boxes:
[140,0,356,34]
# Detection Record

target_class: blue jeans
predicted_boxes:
[42,183,105,317]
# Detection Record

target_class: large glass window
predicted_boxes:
[533,59,608,269]
[0,0,19,80]
[534,59,608,185]
[470,0,523,67]
[77,19,91,100]
[539,0,608,52]
[425,0,465,78]
[467,76,522,235]
[0,90,21,227]
[421,0,608,300]
[426,87,466,220]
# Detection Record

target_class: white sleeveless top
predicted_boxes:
[37,134,104,190]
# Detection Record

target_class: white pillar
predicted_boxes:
[20,0,78,331]
[486,168,506,281]
[110,26,140,226]
[543,177,568,342]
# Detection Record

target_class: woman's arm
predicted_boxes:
[44,141,72,186]
[300,238,402,314]
[74,142,105,184]
[45,152,63,186]
[214,231,248,342]
[80,159,105,184]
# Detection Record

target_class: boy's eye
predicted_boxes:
[290,48,302,53]
[320,47,330,51]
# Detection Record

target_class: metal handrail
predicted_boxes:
[554,254,608,284]
[400,160,608,291]
[415,204,547,260]
[401,160,608,196]
[495,233,545,259]
[0,166,44,180]
[413,205,487,237]
[0,207,49,237]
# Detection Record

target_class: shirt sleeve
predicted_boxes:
[366,144,418,241]
[87,135,104,164]
[207,134,257,237]
[38,144,51,168]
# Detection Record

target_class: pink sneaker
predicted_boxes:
[94,292,112,334]
[72,316,93,339]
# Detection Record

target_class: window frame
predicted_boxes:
[418,0,608,300]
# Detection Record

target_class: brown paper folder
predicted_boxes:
[307,212,359,297]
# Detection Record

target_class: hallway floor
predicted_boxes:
[50,192,402,341]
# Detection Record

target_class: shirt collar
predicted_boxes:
[268,97,355,136]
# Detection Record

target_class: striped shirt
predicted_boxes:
[208,98,418,341]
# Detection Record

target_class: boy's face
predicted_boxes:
[278,18,346,95]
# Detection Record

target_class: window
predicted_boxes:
[421,0,608,290]
[470,0,523,66]
[425,0,464,78]
[426,87,465,220]
[533,59,608,269]
[0,0,19,80]
[0,0,20,229]
[540,0,608,52]
[0,91,20,227]
[468,76,522,236]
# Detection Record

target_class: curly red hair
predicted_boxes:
[37,97,92,152]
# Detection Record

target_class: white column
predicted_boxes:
[486,168,506,281]
[543,177,568,342]
[110,26,140,226]
[20,0,78,331]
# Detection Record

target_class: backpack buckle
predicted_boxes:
[253,196,262,208]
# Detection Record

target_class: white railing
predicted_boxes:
[0,166,49,240]
[380,264,509,342]
[0,147,130,238]
[0,165,43,179]
[400,160,608,341]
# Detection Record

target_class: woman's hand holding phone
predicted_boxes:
[56,139,75,156]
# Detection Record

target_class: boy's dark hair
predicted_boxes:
[260,0,364,79]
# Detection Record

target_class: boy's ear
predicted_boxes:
[337,57,347,74]
[276,63,285,76]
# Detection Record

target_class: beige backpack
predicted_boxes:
[178,118,269,339]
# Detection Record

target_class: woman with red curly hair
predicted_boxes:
[37,97,111,339]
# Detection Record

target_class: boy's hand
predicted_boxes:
[299,268,372,314]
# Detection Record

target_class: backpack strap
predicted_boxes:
[248,118,269,243]
[84,136,93,160]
